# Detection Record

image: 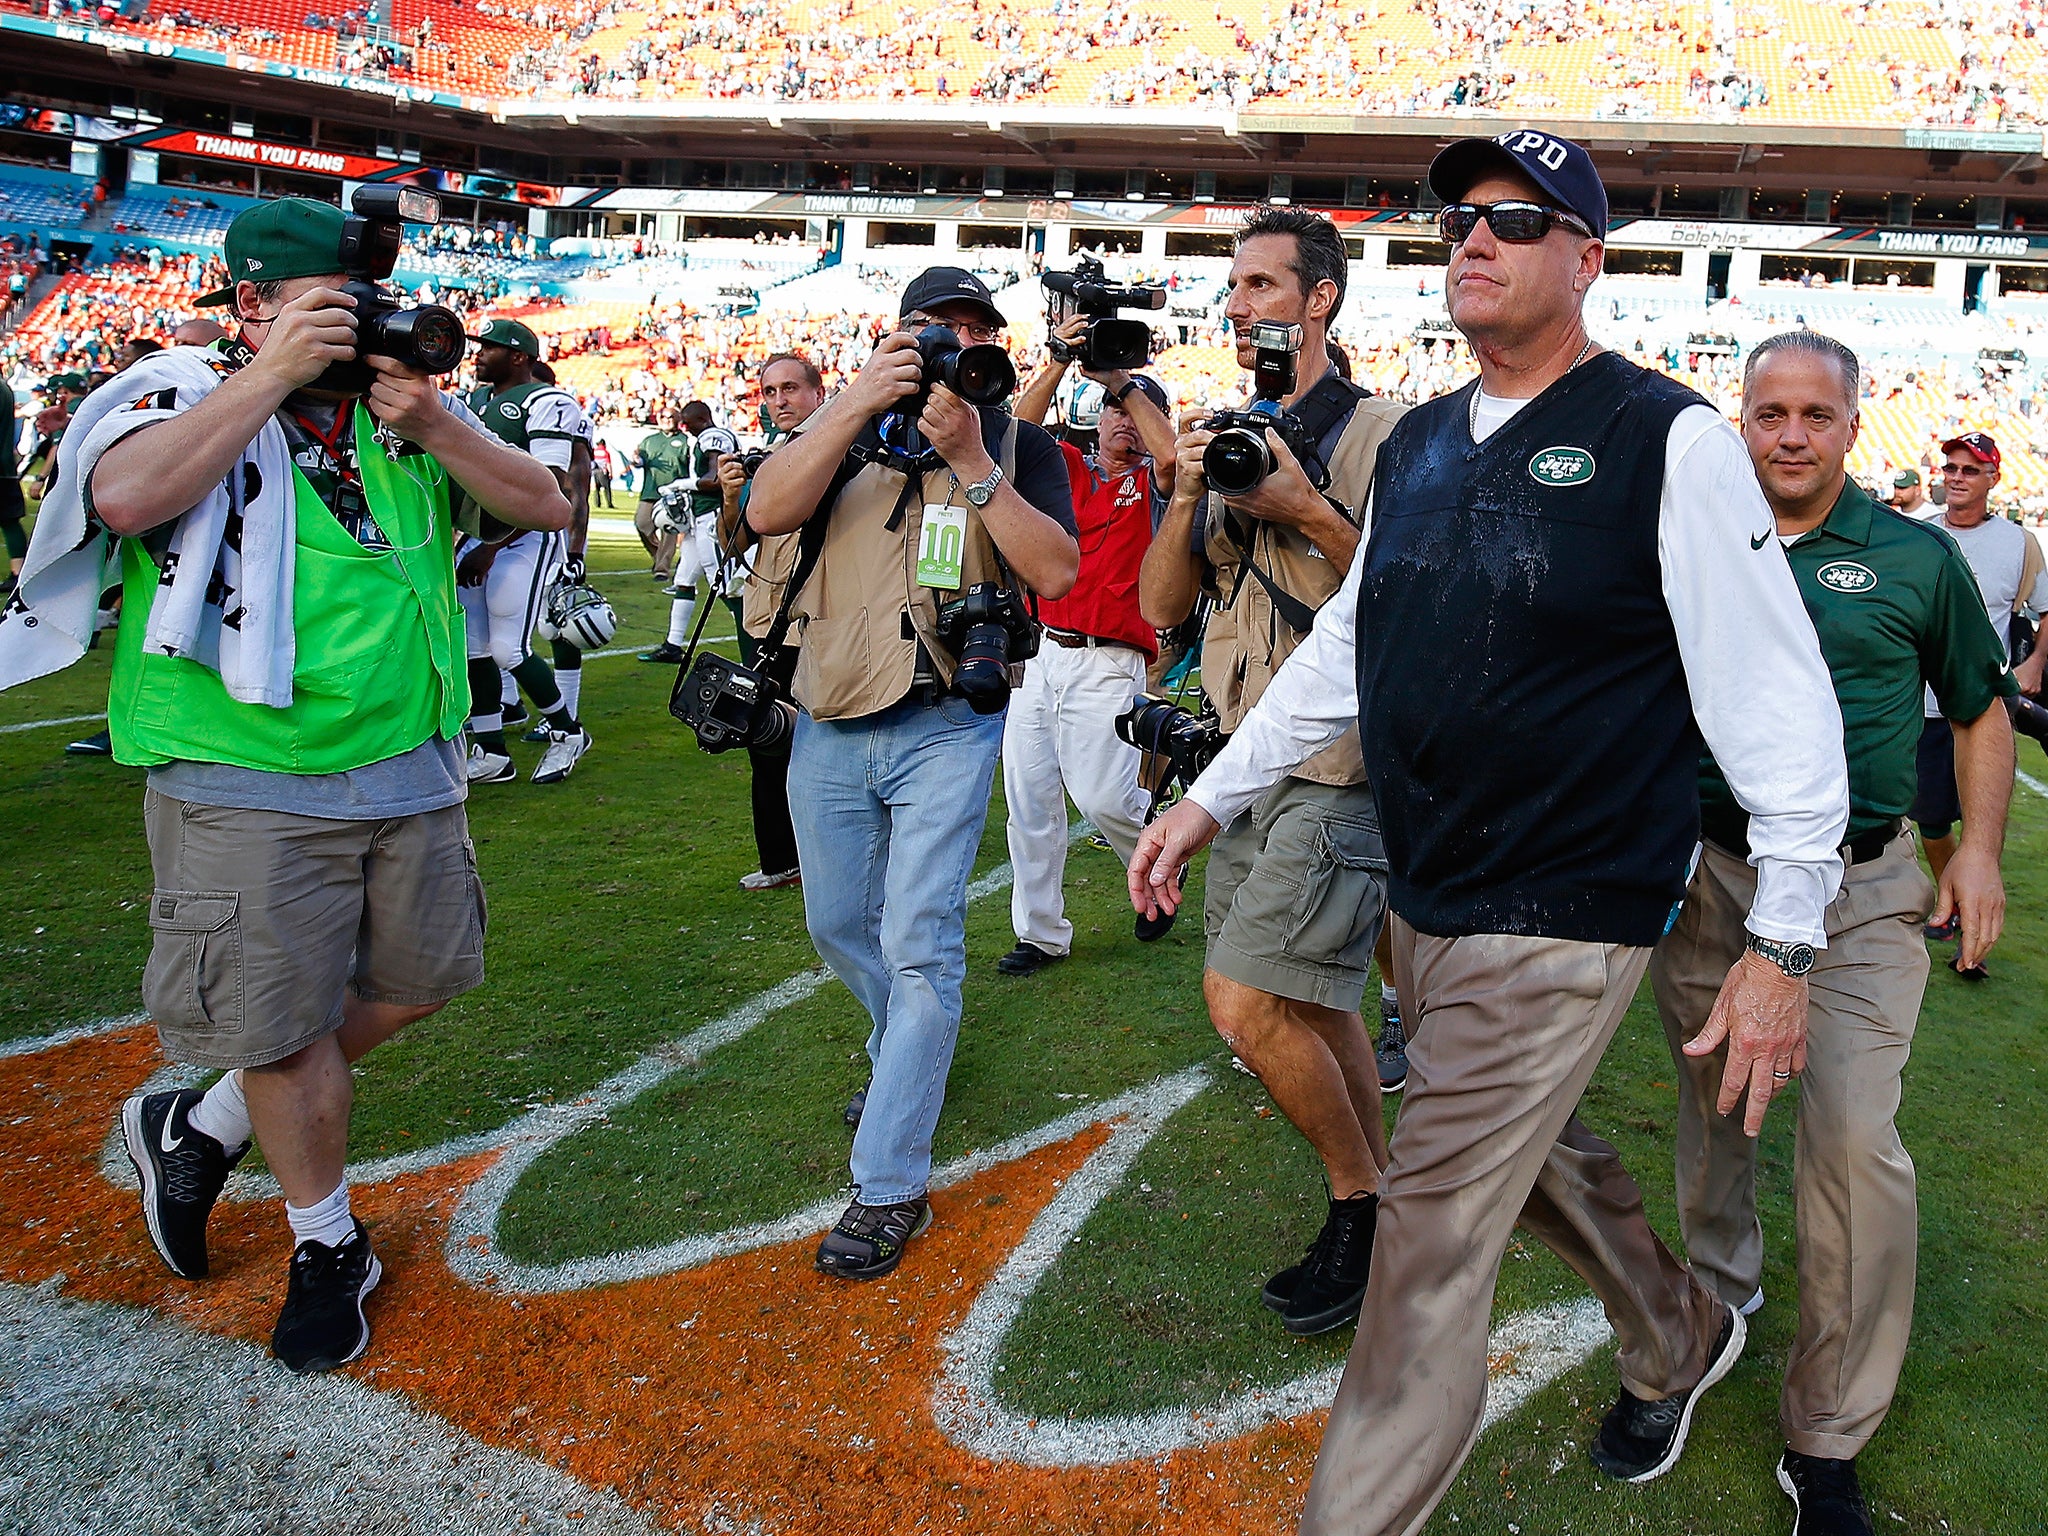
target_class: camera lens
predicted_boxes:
[945,343,1017,408]
[1203,427,1274,498]
[953,622,1013,713]
[384,304,468,374]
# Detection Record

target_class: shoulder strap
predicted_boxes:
[1217,381,1366,635]
[753,450,867,662]
[1289,373,1369,447]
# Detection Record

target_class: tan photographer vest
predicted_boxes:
[1202,393,1406,786]
[789,424,1020,722]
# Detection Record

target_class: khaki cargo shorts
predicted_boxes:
[140,790,487,1070]
[1203,776,1387,1013]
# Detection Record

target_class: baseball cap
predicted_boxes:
[1893,469,1921,488]
[899,266,1006,330]
[1941,431,2000,467]
[471,317,541,358]
[1106,374,1170,414]
[1428,129,1608,237]
[193,197,348,308]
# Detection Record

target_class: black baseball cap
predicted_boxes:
[899,266,1006,330]
[1428,130,1608,237]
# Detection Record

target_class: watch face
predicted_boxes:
[1785,944,1816,977]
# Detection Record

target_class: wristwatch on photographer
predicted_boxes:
[1745,933,1816,978]
[964,465,1005,508]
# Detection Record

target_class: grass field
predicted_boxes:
[4,521,2045,1533]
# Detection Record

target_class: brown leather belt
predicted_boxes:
[1045,627,1142,653]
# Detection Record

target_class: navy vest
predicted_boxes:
[1359,352,1705,946]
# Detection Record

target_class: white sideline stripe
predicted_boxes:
[0,1012,147,1061]
[0,712,103,736]
[581,637,735,661]
[2018,768,2047,800]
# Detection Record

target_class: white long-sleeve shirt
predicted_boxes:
[1187,398,1849,947]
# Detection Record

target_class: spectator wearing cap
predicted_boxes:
[1912,431,2048,962]
[1132,129,1849,1530]
[747,265,1078,1281]
[1003,327,1180,974]
[1890,466,1928,517]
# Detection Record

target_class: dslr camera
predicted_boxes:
[935,581,1040,714]
[1042,257,1168,372]
[911,323,1016,410]
[1201,321,1331,498]
[317,185,468,397]
[738,446,772,479]
[670,650,797,754]
[1115,693,1226,800]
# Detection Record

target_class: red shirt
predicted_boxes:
[1039,441,1158,659]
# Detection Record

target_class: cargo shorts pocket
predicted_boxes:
[141,890,244,1035]
[1283,816,1387,974]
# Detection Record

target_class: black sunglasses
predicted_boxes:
[1438,201,1595,246]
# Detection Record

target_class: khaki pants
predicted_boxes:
[1651,833,1931,1459]
[1302,919,1722,1536]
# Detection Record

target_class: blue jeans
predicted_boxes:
[787,694,1004,1204]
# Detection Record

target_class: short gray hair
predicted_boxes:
[1744,330,1861,406]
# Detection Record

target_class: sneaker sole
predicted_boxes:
[1377,1073,1407,1094]
[814,1204,933,1281]
[469,767,517,784]
[531,754,587,785]
[1282,1280,1369,1336]
[120,1095,200,1281]
[279,1252,383,1374]
[1606,1305,1749,1484]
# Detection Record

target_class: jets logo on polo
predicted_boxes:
[499,401,521,419]
[1528,446,1595,486]
[1816,559,1879,594]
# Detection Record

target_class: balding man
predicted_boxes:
[1132,131,1850,1532]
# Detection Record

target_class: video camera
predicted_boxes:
[935,582,1040,714]
[1115,693,1226,808]
[316,184,467,397]
[1042,257,1168,373]
[1200,321,1331,498]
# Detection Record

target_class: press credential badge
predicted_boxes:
[917,501,968,590]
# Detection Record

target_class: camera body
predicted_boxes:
[315,185,468,397]
[1201,321,1328,497]
[1042,257,1169,373]
[669,650,796,753]
[934,581,1040,714]
[738,446,772,479]
[913,323,1016,410]
[1115,694,1226,796]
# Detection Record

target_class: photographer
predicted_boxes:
[749,266,1078,1281]
[714,351,826,892]
[1136,207,1407,1339]
[999,315,1180,973]
[0,197,567,1374]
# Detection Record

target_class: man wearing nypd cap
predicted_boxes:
[457,316,595,786]
[1131,130,1850,1530]
[0,196,567,1375]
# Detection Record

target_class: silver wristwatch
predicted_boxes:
[963,465,1005,508]
[1746,933,1816,978]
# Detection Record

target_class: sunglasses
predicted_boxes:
[1438,201,1595,246]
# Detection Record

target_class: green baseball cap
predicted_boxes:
[44,372,86,392]
[193,197,348,308]
[470,318,541,358]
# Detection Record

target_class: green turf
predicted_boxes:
[5,515,2044,1532]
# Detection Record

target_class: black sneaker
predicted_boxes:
[1134,908,1176,943]
[271,1217,382,1374]
[1280,1191,1379,1336]
[640,641,686,664]
[815,1197,932,1281]
[64,728,112,756]
[1589,1302,1746,1482]
[500,699,529,727]
[121,1088,247,1280]
[844,1083,868,1129]
[996,941,1065,976]
[1376,1005,1409,1094]
[1777,1450,1873,1536]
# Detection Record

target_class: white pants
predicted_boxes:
[1001,641,1152,954]
[460,531,561,667]
[672,512,726,595]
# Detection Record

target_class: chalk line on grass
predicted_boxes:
[0,712,104,736]
[2018,767,2047,800]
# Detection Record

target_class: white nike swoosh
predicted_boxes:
[159,1114,184,1155]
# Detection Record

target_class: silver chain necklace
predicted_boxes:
[1470,336,1597,440]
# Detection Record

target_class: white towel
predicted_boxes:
[0,346,298,707]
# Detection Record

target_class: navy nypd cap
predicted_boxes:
[1428,129,1609,237]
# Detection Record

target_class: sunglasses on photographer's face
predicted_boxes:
[1438,201,1595,246]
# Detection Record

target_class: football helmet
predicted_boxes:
[538,573,618,650]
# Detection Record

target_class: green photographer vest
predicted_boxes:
[108,405,469,772]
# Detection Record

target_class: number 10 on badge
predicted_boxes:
[917,502,967,590]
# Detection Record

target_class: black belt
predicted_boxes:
[1044,626,1143,653]
[1843,820,1906,867]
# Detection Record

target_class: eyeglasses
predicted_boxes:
[1438,201,1595,246]
[907,312,1003,344]
[1942,463,1989,477]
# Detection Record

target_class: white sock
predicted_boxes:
[666,593,695,647]
[1380,982,1399,1007]
[285,1182,356,1250]
[500,669,519,707]
[188,1069,251,1152]
[557,665,582,718]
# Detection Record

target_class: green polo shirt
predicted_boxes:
[1700,477,2016,851]
[635,430,693,499]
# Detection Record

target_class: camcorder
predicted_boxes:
[935,582,1040,714]
[670,650,797,753]
[1115,693,1226,806]
[1041,257,1168,372]
[2010,615,2048,755]
[317,185,467,397]
[912,322,1016,410]
[1201,321,1332,498]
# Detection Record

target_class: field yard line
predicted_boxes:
[0,1012,148,1060]
[0,712,103,736]
[2018,768,2047,800]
